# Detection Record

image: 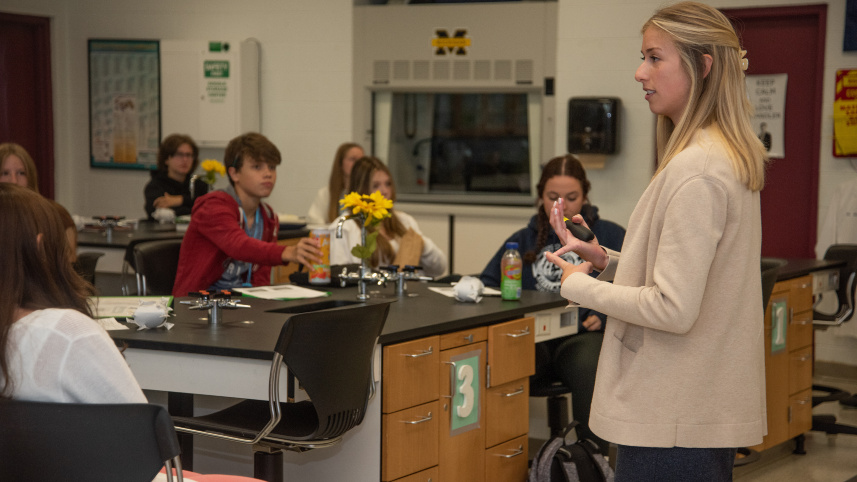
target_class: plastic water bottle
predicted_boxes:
[500,242,522,300]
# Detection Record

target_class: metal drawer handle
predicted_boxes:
[401,412,433,424]
[501,386,525,397]
[790,319,810,325]
[795,354,811,362]
[492,445,524,458]
[402,346,433,358]
[463,334,474,343]
[796,398,811,405]
[506,327,531,338]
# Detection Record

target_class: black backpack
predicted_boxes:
[529,421,614,482]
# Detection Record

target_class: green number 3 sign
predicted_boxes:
[450,350,481,435]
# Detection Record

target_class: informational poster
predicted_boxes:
[88,39,160,169]
[449,349,481,436]
[834,69,857,157]
[746,74,787,159]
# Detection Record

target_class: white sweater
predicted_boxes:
[329,210,447,277]
[561,127,766,448]
[4,308,146,403]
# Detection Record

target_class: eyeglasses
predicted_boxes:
[172,152,194,159]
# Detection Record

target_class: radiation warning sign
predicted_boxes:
[432,29,470,56]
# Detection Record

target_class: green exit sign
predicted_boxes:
[204,60,230,78]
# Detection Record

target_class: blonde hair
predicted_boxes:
[349,156,407,267]
[0,143,39,193]
[644,1,767,191]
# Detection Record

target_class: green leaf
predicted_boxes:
[349,231,379,260]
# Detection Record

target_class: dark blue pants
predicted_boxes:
[615,445,736,482]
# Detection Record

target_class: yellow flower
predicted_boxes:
[338,190,394,259]
[200,159,226,185]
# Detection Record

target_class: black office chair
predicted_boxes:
[0,400,183,482]
[812,244,857,437]
[735,256,788,467]
[172,301,393,482]
[134,238,184,296]
[75,250,105,285]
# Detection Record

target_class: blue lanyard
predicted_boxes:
[239,206,263,286]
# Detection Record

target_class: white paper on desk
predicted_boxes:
[238,284,329,300]
[88,296,175,318]
[96,317,129,331]
[428,286,502,298]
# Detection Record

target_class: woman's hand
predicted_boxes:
[544,251,593,286]
[153,192,183,209]
[582,314,602,331]
[282,237,323,270]
[549,199,608,271]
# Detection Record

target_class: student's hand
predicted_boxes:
[582,314,602,331]
[153,192,182,209]
[549,199,608,271]
[545,251,593,285]
[282,237,323,270]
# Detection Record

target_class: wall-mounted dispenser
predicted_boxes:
[567,97,620,155]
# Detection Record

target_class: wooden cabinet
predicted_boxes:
[753,275,814,451]
[381,318,535,482]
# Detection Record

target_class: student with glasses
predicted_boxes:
[144,133,210,220]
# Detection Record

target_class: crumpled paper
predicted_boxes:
[128,298,174,331]
[152,207,176,224]
[454,276,484,303]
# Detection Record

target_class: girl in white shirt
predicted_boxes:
[0,183,145,403]
[306,142,364,225]
[330,156,447,277]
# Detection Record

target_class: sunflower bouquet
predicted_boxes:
[339,191,393,259]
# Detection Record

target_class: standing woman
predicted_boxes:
[144,133,209,219]
[306,142,364,225]
[546,2,768,479]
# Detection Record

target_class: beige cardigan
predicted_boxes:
[561,127,767,448]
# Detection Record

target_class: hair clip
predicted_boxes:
[739,50,748,71]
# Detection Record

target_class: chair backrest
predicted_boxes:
[0,400,182,482]
[75,250,105,285]
[275,301,392,440]
[761,257,788,310]
[816,244,857,324]
[134,239,184,295]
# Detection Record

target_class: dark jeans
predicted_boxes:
[615,445,737,482]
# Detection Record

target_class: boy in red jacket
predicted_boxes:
[172,133,321,296]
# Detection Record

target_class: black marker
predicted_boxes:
[565,219,595,242]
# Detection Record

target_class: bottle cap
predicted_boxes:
[506,242,519,250]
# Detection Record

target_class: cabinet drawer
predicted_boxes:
[789,276,813,313]
[485,378,529,448]
[488,317,535,387]
[440,326,487,351]
[485,434,528,482]
[788,346,813,396]
[384,337,440,413]
[383,401,439,481]
[391,466,438,482]
[788,310,813,350]
[788,389,813,439]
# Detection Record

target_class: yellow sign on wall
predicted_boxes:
[433,29,470,56]
[834,69,857,157]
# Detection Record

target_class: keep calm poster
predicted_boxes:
[746,74,787,159]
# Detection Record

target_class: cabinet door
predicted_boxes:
[384,337,440,413]
[485,434,528,482]
[487,317,535,387]
[788,346,813,396]
[439,342,487,482]
[382,401,439,481]
[485,379,529,448]
[391,466,438,482]
[788,388,813,438]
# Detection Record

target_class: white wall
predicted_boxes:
[2,0,354,220]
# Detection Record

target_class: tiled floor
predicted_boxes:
[734,374,857,482]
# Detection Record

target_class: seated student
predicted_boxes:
[330,156,447,277]
[479,154,625,452]
[0,183,145,403]
[0,142,78,263]
[144,133,210,220]
[306,142,364,225]
[172,132,322,296]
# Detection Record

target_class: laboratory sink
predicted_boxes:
[266,299,364,314]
